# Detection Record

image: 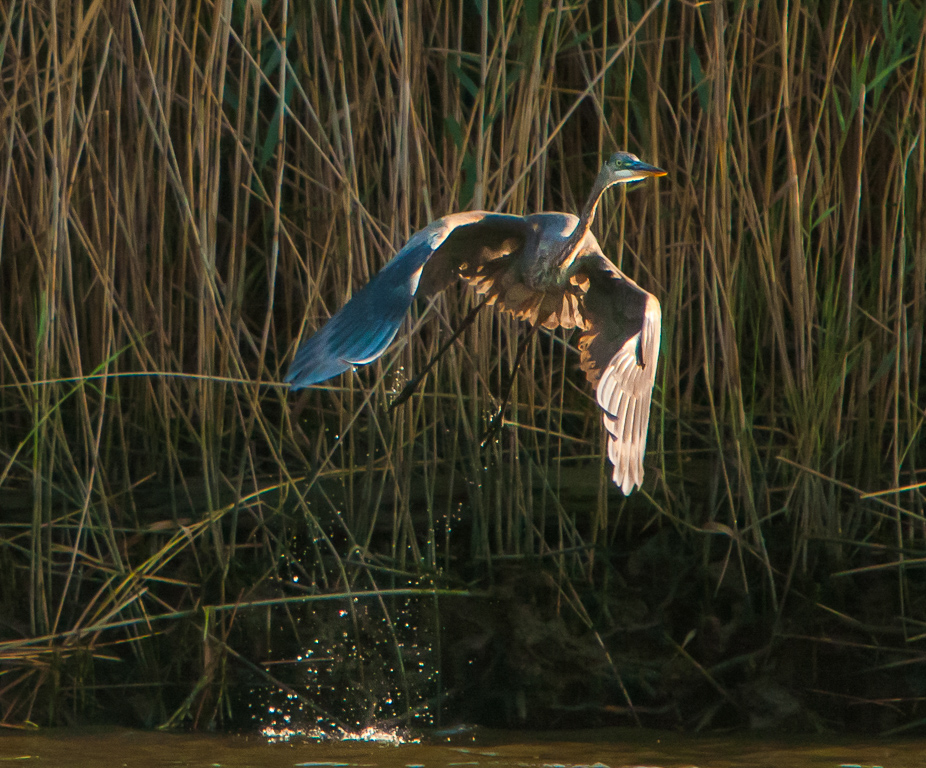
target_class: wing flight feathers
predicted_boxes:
[284,213,530,388]
[572,260,662,494]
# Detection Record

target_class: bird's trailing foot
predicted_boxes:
[480,324,539,446]
[389,296,490,410]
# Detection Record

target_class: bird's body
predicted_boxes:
[286,152,666,494]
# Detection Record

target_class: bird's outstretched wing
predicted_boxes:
[284,212,531,388]
[570,257,662,495]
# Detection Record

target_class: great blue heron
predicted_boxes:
[285,151,666,494]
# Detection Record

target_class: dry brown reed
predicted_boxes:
[0,0,924,732]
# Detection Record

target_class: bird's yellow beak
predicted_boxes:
[631,160,667,177]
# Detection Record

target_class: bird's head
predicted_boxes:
[600,151,666,187]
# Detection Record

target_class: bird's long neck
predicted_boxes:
[552,178,611,273]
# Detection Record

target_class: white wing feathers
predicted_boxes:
[595,294,661,494]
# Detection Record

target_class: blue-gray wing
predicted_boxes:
[284,212,530,388]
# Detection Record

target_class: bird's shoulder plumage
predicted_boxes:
[415,211,536,294]
[420,211,605,329]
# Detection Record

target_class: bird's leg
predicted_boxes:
[389,296,490,410]
[480,322,539,446]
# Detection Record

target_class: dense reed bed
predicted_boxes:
[1,0,924,733]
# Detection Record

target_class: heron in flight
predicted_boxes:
[285,152,666,494]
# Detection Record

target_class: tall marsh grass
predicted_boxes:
[0,0,924,732]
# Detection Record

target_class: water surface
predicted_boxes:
[0,727,916,768]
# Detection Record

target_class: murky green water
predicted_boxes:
[0,728,917,768]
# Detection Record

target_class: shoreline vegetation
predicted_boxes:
[1,0,924,734]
